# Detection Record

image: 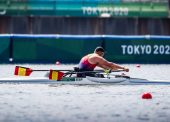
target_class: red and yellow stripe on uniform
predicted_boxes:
[14,66,32,76]
[49,70,64,80]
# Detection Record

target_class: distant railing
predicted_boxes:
[0,0,169,17]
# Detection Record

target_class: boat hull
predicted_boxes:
[0,76,170,85]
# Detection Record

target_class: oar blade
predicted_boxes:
[14,66,32,76]
[49,70,64,80]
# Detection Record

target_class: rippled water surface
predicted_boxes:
[0,64,170,122]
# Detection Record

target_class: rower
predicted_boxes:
[77,46,129,77]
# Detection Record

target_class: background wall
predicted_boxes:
[0,17,170,35]
[0,0,169,35]
[0,34,169,64]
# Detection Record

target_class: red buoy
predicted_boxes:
[142,93,152,99]
[136,64,141,68]
[56,61,60,65]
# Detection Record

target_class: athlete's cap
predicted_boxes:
[95,46,105,52]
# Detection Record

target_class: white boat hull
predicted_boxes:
[0,76,170,85]
[86,76,170,85]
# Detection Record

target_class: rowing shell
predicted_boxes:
[0,76,170,85]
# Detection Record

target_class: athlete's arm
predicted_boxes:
[94,56,129,72]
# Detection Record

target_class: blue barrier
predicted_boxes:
[0,34,170,63]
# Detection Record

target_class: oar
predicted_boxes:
[14,66,126,81]
[48,69,125,76]
[31,69,71,71]
[48,69,126,80]
[14,66,72,76]
[14,66,125,76]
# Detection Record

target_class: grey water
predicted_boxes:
[0,64,170,122]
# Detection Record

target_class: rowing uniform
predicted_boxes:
[78,54,97,77]
[79,54,97,71]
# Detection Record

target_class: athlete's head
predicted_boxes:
[94,46,105,57]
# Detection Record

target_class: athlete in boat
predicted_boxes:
[78,47,129,77]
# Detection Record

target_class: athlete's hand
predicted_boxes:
[123,67,129,72]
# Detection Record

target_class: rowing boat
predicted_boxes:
[1,65,168,85]
[0,76,170,85]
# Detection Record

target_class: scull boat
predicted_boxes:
[0,66,169,85]
[0,76,170,85]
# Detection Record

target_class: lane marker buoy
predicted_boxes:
[142,92,152,99]
[136,64,141,68]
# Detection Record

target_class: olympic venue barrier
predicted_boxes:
[0,34,170,63]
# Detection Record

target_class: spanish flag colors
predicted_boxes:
[14,66,32,76]
[49,70,64,80]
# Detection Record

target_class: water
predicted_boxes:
[0,64,170,122]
